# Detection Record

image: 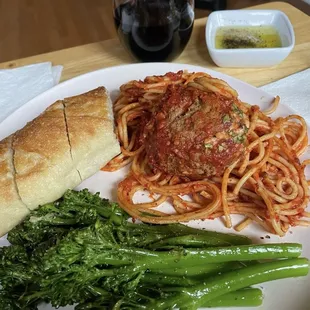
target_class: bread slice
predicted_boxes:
[63,87,120,180]
[1,86,120,234]
[13,101,81,210]
[0,137,30,236]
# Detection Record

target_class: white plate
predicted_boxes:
[0,63,309,310]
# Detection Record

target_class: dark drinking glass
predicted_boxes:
[113,0,195,62]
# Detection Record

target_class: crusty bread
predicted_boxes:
[0,137,30,236]
[63,87,120,180]
[13,101,82,210]
[0,87,120,236]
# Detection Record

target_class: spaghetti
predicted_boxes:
[103,71,310,236]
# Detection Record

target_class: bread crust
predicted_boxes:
[63,87,120,180]
[12,87,120,210]
[0,86,120,234]
[0,136,29,236]
[13,102,81,210]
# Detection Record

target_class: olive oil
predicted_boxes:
[215,26,282,49]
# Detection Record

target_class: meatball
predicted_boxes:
[141,83,248,179]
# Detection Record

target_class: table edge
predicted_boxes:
[0,1,308,68]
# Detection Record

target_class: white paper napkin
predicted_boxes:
[260,68,310,123]
[0,62,63,124]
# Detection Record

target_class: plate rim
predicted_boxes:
[0,62,278,137]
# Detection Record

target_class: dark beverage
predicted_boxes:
[114,1,194,62]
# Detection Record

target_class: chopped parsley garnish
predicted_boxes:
[243,124,249,133]
[233,135,245,144]
[205,143,213,149]
[232,104,243,117]
[223,114,231,123]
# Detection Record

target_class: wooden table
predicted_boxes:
[0,1,309,87]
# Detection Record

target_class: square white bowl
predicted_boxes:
[205,10,295,68]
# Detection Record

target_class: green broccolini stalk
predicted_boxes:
[7,189,250,251]
[4,221,304,308]
[203,288,263,307]
[74,288,263,309]
[0,189,308,310]
[150,258,309,310]
[7,189,128,249]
